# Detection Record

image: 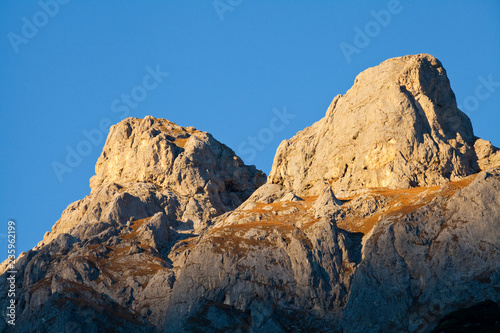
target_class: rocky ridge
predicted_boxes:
[1,54,499,333]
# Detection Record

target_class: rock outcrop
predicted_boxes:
[341,170,500,332]
[0,116,265,332]
[268,54,500,196]
[1,54,499,333]
[41,116,266,245]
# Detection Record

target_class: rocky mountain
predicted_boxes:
[1,54,499,333]
[269,54,500,197]
[0,117,266,332]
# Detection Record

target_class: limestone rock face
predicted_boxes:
[90,117,263,201]
[162,171,500,333]
[341,170,500,332]
[42,116,266,244]
[162,182,364,332]
[0,116,265,332]
[268,54,499,196]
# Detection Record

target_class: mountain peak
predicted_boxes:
[269,54,499,196]
[39,116,266,246]
[2,55,499,333]
[90,116,265,197]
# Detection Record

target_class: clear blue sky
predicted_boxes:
[1,1,499,254]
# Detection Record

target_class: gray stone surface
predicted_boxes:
[268,54,500,197]
[0,117,265,332]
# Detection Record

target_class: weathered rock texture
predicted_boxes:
[161,170,500,333]
[42,116,266,245]
[1,54,499,333]
[268,54,500,196]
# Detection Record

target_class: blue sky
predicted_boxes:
[1,0,499,254]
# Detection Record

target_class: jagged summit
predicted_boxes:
[40,116,266,246]
[269,54,500,196]
[91,116,265,197]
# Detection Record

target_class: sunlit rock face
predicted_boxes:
[1,55,499,333]
[39,116,267,245]
[269,54,500,197]
[0,116,266,332]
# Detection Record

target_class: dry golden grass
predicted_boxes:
[209,222,278,256]
[208,196,321,256]
[173,137,189,148]
[121,216,151,242]
[210,175,478,255]
[54,216,170,288]
[337,175,477,234]
[158,122,199,148]
[53,290,144,324]
[170,236,199,254]
[29,276,52,294]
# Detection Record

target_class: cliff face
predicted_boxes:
[1,54,499,333]
[268,54,500,196]
[39,117,266,248]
